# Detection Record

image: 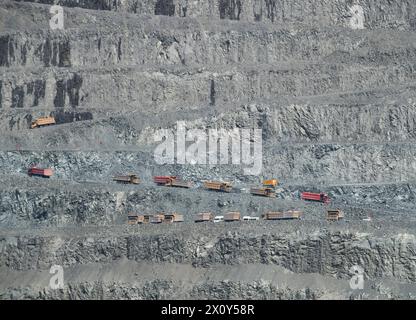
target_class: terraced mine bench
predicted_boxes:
[2,0,416,300]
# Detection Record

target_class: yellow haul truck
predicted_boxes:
[31,116,56,129]
[263,211,302,220]
[224,212,241,222]
[327,210,344,221]
[194,212,214,222]
[250,187,276,198]
[263,179,278,188]
[203,181,233,193]
[113,174,140,184]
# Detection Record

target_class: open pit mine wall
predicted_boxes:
[1,281,322,300]
[1,63,415,110]
[14,0,416,29]
[1,230,416,282]
[2,22,416,69]
[2,1,416,110]
[1,101,416,145]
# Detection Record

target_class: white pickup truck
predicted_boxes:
[213,215,224,223]
[243,216,259,221]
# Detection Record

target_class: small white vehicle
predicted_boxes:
[243,216,259,221]
[213,215,224,223]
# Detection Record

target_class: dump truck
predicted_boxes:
[113,174,140,184]
[164,213,184,223]
[301,192,330,204]
[263,211,302,220]
[28,167,53,178]
[154,176,176,185]
[150,214,165,224]
[31,116,56,129]
[128,214,145,225]
[203,181,232,193]
[327,210,344,221]
[263,211,284,220]
[263,179,278,188]
[194,212,214,222]
[250,187,276,198]
[224,212,241,222]
[153,176,192,188]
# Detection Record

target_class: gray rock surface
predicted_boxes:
[1,0,416,299]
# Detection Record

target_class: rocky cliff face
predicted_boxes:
[2,280,323,300]
[3,21,416,69]
[2,63,415,110]
[1,0,416,299]
[14,0,416,29]
[1,226,416,299]
[1,226,415,272]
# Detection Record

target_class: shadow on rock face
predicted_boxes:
[52,111,93,125]
[219,0,242,20]
[155,0,175,16]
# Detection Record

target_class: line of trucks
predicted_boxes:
[28,167,330,204]
[28,170,331,204]
[26,169,344,221]
[25,118,340,212]
[128,209,344,225]
[26,117,349,223]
